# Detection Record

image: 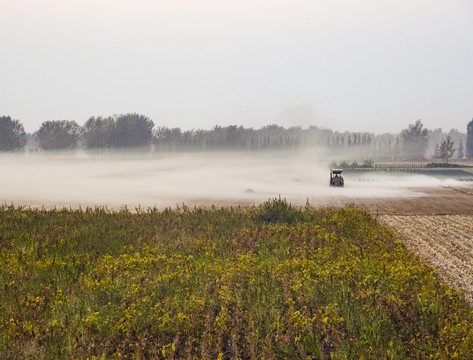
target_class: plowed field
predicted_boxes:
[344,187,473,215]
[378,195,473,305]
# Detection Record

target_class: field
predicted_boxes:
[2,154,473,358]
[340,187,473,215]
[2,200,473,359]
[380,215,473,305]
[2,152,471,211]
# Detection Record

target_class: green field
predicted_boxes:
[1,200,473,359]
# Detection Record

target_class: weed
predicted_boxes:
[1,200,473,359]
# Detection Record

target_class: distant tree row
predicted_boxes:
[0,114,154,151]
[35,120,82,150]
[0,116,26,151]
[1,114,473,160]
[82,114,154,149]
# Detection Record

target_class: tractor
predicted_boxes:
[330,169,344,187]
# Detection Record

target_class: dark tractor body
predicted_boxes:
[330,169,344,187]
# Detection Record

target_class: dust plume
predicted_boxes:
[0,151,467,210]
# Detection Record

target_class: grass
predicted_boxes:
[1,199,473,359]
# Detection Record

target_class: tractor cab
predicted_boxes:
[330,169,344,187]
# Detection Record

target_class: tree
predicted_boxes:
[400,120,429,159]
[154,126,182,150]
[438,136,456,163]
[35,120,81,150]
[433,143,441,159]
[467,119,473,160]
[82,116,116,149]
[457,139,464,159]
[114,113,154,148]
[0,116,26,151]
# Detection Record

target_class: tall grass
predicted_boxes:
[1,200,472,359]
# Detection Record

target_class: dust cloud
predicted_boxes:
[0,151,467,210]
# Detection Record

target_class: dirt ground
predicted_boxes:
[351,187,473,216]
[380,213,473,306]
[364,187,473,306]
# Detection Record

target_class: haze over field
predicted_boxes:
[0,152,466,210]
[1,0,473,134]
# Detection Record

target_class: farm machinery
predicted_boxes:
[330,169,344,187]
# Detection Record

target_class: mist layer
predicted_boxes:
[0,151,464,210]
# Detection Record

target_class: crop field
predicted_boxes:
[2,200,473,359]
[380,215,473,305]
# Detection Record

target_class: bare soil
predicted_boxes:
[380,214,473,305]
[353,187,473,216]
[360,187,473,305]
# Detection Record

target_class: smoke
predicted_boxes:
[0,151,468,210]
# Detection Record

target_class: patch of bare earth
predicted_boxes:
[379,214,473,305]
[354,187,473,215]
[368,187,473,305]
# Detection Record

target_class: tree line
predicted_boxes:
[1,114,473,161]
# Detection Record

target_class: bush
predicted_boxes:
[257,197,302,224]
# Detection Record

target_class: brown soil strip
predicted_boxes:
[354,187,473,216]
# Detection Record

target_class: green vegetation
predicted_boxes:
[83,114,155,149]
[0,116,26,151]
[1,200,473,359]
[467,119,473,160]
[400,120,429,159]
[436,136,457,163]
[35,120,82,151]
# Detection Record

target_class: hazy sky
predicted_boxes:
[1,0,472,134]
